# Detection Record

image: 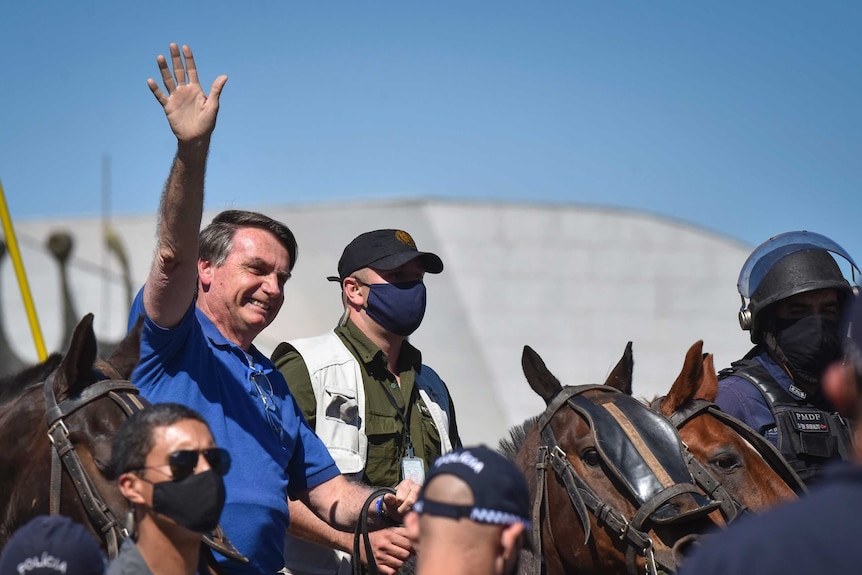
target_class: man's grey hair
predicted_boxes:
[199,210,298,270]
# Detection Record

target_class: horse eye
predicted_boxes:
[710,453,741,471]
[93,457,111,474]
[581,448,600,467]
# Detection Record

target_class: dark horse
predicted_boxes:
[0,313,143,556]
[500,346,722,575]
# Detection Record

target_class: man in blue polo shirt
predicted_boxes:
[129,43,418,575]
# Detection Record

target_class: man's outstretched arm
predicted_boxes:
[143,43,228,328]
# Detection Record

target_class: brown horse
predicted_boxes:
[500,345,722,575]
[649,341,803,521]
[0,313,144,555]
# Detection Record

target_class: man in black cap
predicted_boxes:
[680,295,862,575]
[273,229,462,575]
[404,446,531,575]
[0,515,106,575]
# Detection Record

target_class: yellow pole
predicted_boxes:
[0,179,47,361]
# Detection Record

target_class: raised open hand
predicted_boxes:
[147,43,228,144]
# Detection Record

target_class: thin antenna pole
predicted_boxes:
[101,155,111,332]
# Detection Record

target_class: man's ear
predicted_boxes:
[198,260,213,289]
[118,472,147,506]
[497,522,525,573]
[342,277,366,307]
[822,361,857,418]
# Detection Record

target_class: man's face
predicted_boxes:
[141,419,218,487]
[774,288,841,322]
[119,418,218,529]
[199,227,291,346]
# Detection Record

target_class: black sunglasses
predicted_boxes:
[156,448,232,482]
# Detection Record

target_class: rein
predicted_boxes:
[532,386,715,575]
[352,487,397,575]
[44,373,147,559]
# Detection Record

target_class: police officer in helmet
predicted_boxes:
[716,231,860,485]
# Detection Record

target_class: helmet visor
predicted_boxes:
[738,231,860,298]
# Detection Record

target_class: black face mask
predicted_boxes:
[772,315,842,390]
[151,469,226,533]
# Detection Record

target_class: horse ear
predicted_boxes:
[661,341,705,416]
[105,315,143,380]
[54,313,99,401]
[694,353,719,402]
[522,345,562,405]
[605,341,633,395]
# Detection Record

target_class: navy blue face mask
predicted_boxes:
[365,280,427,336]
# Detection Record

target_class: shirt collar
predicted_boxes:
[338,318,423,372]
[195,305,270,370]
[755,350,811,401]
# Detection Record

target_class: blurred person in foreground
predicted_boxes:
[128,43,418,575]
[272,229,462,574]
[0,515,106,575]
[717,231,859,484]
[403,446,530,575]
[681,294,862,574]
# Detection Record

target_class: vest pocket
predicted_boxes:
[323,385,359,426]
[320,385,363,474]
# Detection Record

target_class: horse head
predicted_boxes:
[651,341,801,521]
[504,344,721,575]
[0,313,144,555]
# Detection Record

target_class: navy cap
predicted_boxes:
[0,516,106,575]
[414,446,531,529]
[328,229,443,282]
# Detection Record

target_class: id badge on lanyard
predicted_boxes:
[402,436,425,485]
[401,455,425,485]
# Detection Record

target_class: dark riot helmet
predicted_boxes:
[737,231,860,343]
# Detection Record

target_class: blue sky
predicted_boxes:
[1,2,860,269]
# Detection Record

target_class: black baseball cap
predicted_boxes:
[414,446,531,530]
[328,229,444,282]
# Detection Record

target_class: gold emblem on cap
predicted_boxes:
[395,230,416,248]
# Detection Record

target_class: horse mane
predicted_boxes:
[0,353,62,405]
[498,414,540,461]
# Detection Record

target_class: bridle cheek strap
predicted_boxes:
[44,376,147,559]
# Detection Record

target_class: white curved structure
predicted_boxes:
[8,199,753,446]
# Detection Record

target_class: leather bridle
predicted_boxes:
[531,385,719,575]
[651,396,807,519]
[44,372,148,559]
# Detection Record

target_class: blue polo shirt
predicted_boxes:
[128,289,340,575]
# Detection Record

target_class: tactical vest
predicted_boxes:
[719,359,852,485]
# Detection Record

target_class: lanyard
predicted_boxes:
[379,379,419,457]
